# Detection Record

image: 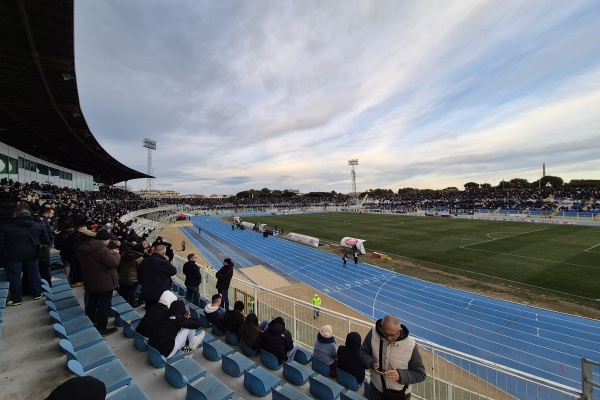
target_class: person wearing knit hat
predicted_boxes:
[313,325,338,367]
[216,257,234,310]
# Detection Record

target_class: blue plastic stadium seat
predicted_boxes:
[273,383,313,400]
[53,323,102,351]
[241,342,260,358]
[260,349,282,371]
[336,367,360,391]
[340,389,367,400]
[60,339,115,372]
[225,330,240,346]
[67,359,132,394]
[309,374,345,400]
[243,366,281,397]
[211,323,226,336]
[133,330,149,352]
[294,346,312,365]
[202,339,234,361]
[186,374,234,400]
[50,311,95,336]
[221,351,256,378]
[106,383,150,400]
[146,344,186,368]
[122,319,140,339]
[283,361,314,386]
[311,357,331,377]
[115,309,141,328]
[164,357,207,388]
[47,301,85,322]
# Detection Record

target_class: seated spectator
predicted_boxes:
[337,331,365,384]
[261,316,297,364]
[313,325,338,365]
[237,312,262,352]
[204,293,226,332]
[136,290,177,338]
[149,300,205,357]
[224,300,245,334]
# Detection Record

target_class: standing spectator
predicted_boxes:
[36,206,55,287]
[224,300,245,335]
[237,312,262,352]
[342,253,348,267]
[359,314,426,400]
[65,225,87,287]
[138,244,177,310]
[0,190,18,224]
[118,242,146,307]
[182,254,202,306]
[337,332,365,385]
[261,316,298,365]
[53,223,74,280]
[204,293,226,332]
[149,300,206,357]
[313,325,338,367]
[181,240,186,251]
[216,258,234,310]
[77,229,121,336]
[0,209,49,306]
[353,248,360,265]
[312,293,322,319]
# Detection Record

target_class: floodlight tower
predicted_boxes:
[142,139,156,191]
[348,159,358,203]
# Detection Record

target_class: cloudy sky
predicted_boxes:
[73,1,600,195]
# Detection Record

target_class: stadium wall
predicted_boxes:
[0,141,95,190]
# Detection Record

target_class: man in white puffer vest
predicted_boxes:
[359,315,426,400]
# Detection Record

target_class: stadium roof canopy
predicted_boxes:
[0,0,152,185]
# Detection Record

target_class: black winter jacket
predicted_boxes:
[261,317,294,364]
[0,215,50,261]
[182,261,202,287]
[149,301,203,357]
[138,253,177,303]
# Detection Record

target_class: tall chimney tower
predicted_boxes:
[542,164,546,177]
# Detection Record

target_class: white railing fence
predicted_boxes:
[171,254,582,400]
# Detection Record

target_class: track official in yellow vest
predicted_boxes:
[312,294,321,319]
[359,315,426,399]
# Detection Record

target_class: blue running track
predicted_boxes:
[181,216,600,390]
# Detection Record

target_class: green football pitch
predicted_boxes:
[243,213,600,301]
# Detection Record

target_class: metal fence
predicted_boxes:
[171,254,582,400]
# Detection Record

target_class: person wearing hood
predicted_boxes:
[136,290,176,338]
[337,332,365,385]
[359,315,426,400]
[148,299,205,358]
[117,241,147,307]
[76,229,121,336]
[261,316,298,365]
[0,208,50,306]
[216,258,234,310]
[204,293,226,332]
[138,244,177,310]
[313,325,338,366]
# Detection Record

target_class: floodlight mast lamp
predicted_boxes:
[142,139,156,191]
[348,159,358,203]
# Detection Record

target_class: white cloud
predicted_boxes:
[73,0,600,194]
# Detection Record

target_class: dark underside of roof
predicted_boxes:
[0,0,152,185]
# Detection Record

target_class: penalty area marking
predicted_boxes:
[584,243,600,253]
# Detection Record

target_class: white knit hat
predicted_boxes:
[320,325,333,338]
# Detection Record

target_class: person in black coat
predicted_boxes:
[138,244,177,310]
[148,300,205,358]
[224,300,245,335]
[136,290,177,338]
[0,209,50,305]
[182,253,202,305]
[337,331,365,384]
[261,316,298,364]
[216,258,234,310]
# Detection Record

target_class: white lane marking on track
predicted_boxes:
[467,299,474,309]
[372,276,397,319]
